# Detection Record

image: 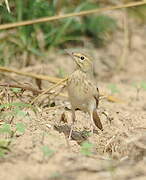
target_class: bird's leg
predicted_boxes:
[69,109,75,140]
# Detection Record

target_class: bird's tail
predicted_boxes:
[93,110,103,131]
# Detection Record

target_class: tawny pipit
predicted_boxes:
[67,52,103,139]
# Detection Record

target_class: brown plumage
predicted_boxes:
[67,52,103,139]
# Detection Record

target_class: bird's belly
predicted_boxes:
[68,87,96,111]
[68,84,90,102]
[67,72,97,111]
[68,78,92,99]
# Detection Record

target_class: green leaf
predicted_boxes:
[49,172,61,179]
[0,102,32,109]
[0,149,5,158]
[11,88,21,93]
[81,2,99,11]
[28,47,44,56]
[51,1,89,46]
[131,82,138,88]
[108,84,120,94]
[41,146,54,157]
[17,110,27,117]
[15,123,26,134]
[0,139,10,158]
[0,123,11,134]
[0,139,9,147]
[140,81,146,90]
[84,14,117,44]
[80,142,93,156]
[128,5,146,22]
[14,108,27,117]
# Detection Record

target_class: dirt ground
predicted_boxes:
[0,12,146,180]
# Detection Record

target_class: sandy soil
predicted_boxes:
[0,12,146,180]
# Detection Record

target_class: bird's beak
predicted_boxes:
[65,49,75,59]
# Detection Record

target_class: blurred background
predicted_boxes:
[0,0,145,80]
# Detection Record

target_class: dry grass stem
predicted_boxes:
[30,77,68,104]
[0,1,146,30]
[4,0,10,13]
[0,66,62,84]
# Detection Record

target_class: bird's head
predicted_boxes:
[71,52,93,73]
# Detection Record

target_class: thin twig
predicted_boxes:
[0,66,62,84]
[30,78,68,104]
[0,1,146,30]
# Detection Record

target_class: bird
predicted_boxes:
[66,52,103,139]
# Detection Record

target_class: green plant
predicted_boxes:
[132,81,146,91]
[80,141,94,156]
[10,88,22,93]
[0,122,26,157]
[41,145,54,157]
[140,81,146,91]
[0,101,34,121]
[15,122,26,134]
[108,84,120,94]
[0,0,117,65]
[48,172,61,180]
[132,81,146,100]
[0,139,10,157]
[84,14,117,46]
[81,130,91,138]
[0,123,13,157]
[128,4,146,23]
[0,123,11,134]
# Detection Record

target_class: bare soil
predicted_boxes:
[0,12,146,180]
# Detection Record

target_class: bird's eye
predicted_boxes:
[80,56,84,60]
